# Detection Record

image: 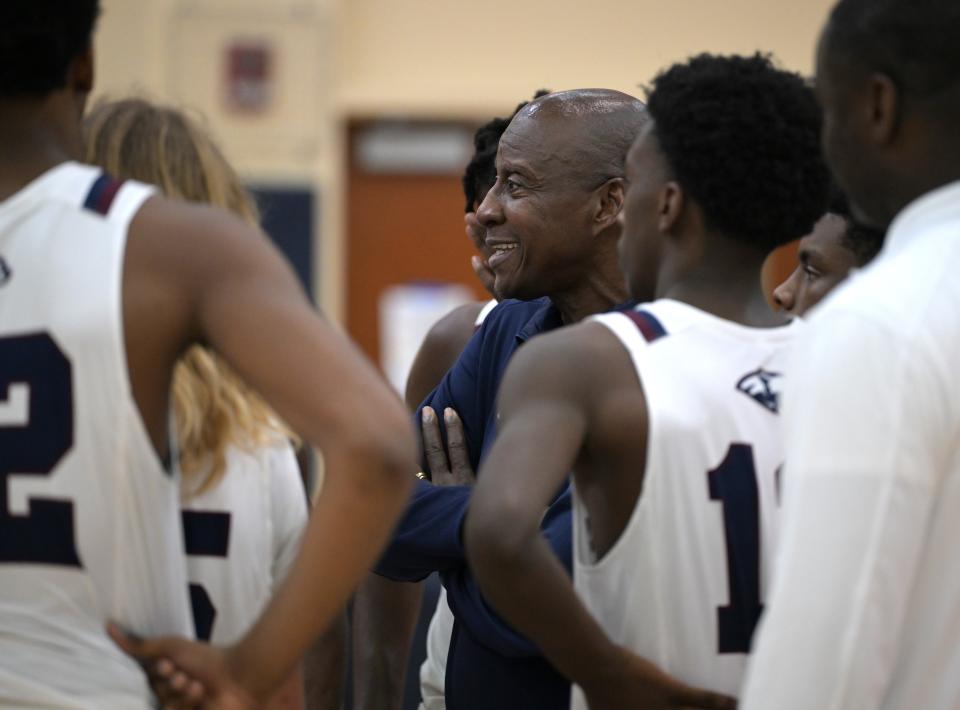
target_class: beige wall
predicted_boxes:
[94,0,838,319]
[339,0,836,117]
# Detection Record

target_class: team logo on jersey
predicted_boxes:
[736,368,782,413]
[0,256,11,286]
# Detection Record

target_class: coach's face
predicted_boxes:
[617,125,666,302]
[476,112,604,301]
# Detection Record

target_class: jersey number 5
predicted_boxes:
[0,333,82,567]
[708,443,763,654]
[182,510,231,641]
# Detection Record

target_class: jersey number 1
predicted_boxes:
[708,443,763,654]
[0,333,82,567]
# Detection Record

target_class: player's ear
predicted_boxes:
[658,181,683,233]
[70,44,95,96]
[593,177,626,234]
[868,72,899,146]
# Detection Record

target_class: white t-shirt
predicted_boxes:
[181,440,308,645]
[0,163,193,708]
[741,180,960,709]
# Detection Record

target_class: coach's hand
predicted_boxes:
[582,646,737,710]
[421,406,475,486]
[108,623,256,710]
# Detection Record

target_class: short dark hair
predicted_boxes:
[827,0,960,97]
[461,90,549,213]
[0,0,100,97]
[646,53,830,251]
[828,187,886,265]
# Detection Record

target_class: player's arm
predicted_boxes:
[116,198,416,704]
[350,301,484,710]
[466,325,734,710]
[440,481,574,660]
[466,327,621,684]
[403,301,486,411]
[741,312,945,710]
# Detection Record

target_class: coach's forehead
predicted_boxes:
[498,105,593,180]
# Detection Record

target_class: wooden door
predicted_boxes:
[345,121,486,365]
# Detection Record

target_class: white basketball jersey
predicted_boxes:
[0,163,193,708]
[570,299,801,707]
[181,441,308,645]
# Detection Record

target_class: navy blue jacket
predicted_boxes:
[375,297,571,710]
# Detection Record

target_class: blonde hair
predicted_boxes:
[83,98,297,495]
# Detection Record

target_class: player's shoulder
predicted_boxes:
[421,300,487,357]
[125,194,278,299]
[502,319,633,402]
[132,194,260,248]
[534,319,629,368]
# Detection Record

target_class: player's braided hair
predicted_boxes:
[461,90,550,213]
[645,53,831,250]
[0,0,100,97]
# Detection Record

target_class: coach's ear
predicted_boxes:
[594,177,626,234]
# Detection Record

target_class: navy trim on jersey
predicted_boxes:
[82,174,125,216]
[624,309,668,342]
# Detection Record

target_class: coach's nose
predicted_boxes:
[476,180,504,228]
[773,267,800,313]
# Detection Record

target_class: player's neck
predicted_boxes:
[659,241,784,328]
[0,98,82,202]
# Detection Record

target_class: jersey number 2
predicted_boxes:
[0,333,82,566]
[708,443,762,654]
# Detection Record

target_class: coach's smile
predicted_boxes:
[486,240,520,270]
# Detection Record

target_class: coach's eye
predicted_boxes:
[505,179,523,195]
[802,264,821,282]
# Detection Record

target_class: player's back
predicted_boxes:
[182,440,307,645]
[570,299,800,705]
[0,162,193,707]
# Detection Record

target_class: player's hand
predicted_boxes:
[107,622,257,710]
[465,212,496,297]
[421,406,475,486]
[581,646,737,710]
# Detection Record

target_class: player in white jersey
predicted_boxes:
[741,1,960,707]
[0,161,194,708]
[464,54,831,709]
[0,2,415,707]
[181,443,306,644]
